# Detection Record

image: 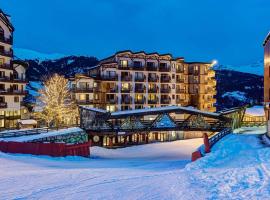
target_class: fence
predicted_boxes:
[0,140,91,157]
[191,128,232,162]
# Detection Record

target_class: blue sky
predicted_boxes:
[1,0,270,65]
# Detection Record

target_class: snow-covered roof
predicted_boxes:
[81,105,221,119]
[17,119,37,125]
[0,127,83,142]
[245,106,265,117]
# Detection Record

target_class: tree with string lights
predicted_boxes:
[35,74,78,128]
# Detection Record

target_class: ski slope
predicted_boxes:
[0,127,269,200]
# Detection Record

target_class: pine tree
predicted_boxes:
[35,74,78,128]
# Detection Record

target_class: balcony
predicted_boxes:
[121,87,131,93]
[0,36,13,45]
[121,97,132,104]
[107,87,118,93]
[148,76,158,82]
[161,98,171,104]
[135,98,144,104]
[160,88,171,93]
[148,87,158,93]
[208,79,216,86]
[76,100,94,105]
[0,64,12,70]
[188,70,199,75]
[176,99,185,104]
[148,98,159,104]
[0,102,7,108]
[132,65,145,71]
[118,65,130,70]
[146,66,158,71]
[176,88,185,93]
[71,87,93,93]
[176,78,185,83]
[121,75,132,81]
[208,69,215,77]
[0,76,27,83]
[134,76,145,82]
[159,66,171,72]
[160,76,171,83]
[0,89,27,95]
[0,50,13,57]
[107,98,117,104]
[135,87,145,93]
[101,75,118,81]
[176,68,184,73]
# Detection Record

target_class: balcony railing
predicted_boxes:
[76,100,94,105]
[176,68,184,73]
[135,99,144,104]
[0,36,13,45]
[160,88,171,93]
[121,88,131,93]
[101,75,118,81]
[0,76,27,83]
[148,99,159,104]
[0,64,12,70]
[160,76,171,83]
[0,50,13,57]
[107,87,118,93]
[121,76,132,81]
[107,98,117,104]
[134,76,145,82]
[0,89,27,95]
[188,70,199,75]
[132,65,145,71]
[0,102,7,108]
[176,99,185,104]
[176,78,185,83]
[135,87,145,93]
[161,98,171,104]
[148,87,158,93]
[159,66,171,72]
[71,87,94,93]
[121,97,132,104]
[176,88,185,93]
[148,76,158,82]
[118,65,130,70]
[146,66,158,71]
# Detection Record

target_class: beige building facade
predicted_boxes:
[70,50,216,113]
[0,10,28,128]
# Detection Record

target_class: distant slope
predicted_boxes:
[214,60,263,76]
[14,48,66,61]
[215,70,263,111]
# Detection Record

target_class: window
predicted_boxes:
[120,60,128,67]
[160,63,167,67]
[106,105,116,112]
[0,58,4,65]
[133,61,142,67]
[0,71,5,78]
[121,83,129,90]
[14,96,19,103]
[0,84,4,91]
[79,94,86,100]
[147,62,155,67]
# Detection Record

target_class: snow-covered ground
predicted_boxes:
[0,127,269,200]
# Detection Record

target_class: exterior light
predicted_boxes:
[212,60,218,66]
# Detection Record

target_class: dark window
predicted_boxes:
[160,63,167,67]
[147,62,155,67]
[133,61,142,67]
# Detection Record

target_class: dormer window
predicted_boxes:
[120,60,128,68]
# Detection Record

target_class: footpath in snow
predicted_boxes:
[0,127,269,200]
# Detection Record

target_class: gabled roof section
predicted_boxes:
[263,31,270,46]
[0,9,14,32]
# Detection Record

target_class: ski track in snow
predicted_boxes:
[1,127,270,200]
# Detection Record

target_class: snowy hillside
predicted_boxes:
[214,60,263,75]
[14,48,66,61]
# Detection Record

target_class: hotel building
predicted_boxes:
[264,33,270,136]
[71,50,216,113]
[0,10,28,128]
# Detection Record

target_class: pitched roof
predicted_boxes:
[0,9,14,32]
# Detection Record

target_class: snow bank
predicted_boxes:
[222,91,247,101]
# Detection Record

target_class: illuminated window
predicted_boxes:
[106,105,115,112]
[120,60,128,67]
[0,119,4,127]
[79,94,86,100]
[0,58,4,65]
[121,83,129,90]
